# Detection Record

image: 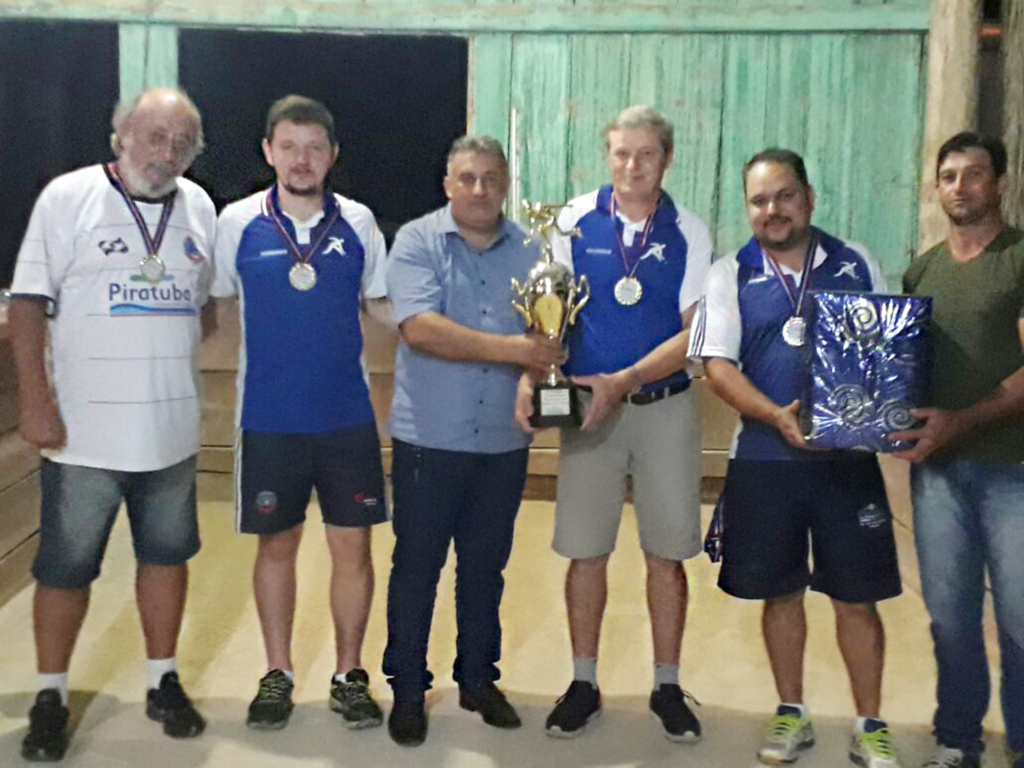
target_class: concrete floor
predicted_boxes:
[0,500,1013,767]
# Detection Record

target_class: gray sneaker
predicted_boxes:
[848,720,901,767]
[921,747,980,768]
[758,705,815,764]
[329,668,383,729]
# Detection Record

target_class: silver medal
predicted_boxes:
[614,276,643,306]
[289,262,318,291]
[139,255,166,284]
[782,316,806,347]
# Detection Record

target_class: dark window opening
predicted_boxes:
[0,21,119,287]
[179,29,468,244]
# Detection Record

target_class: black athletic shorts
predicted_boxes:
[237,422,388,535]
[717,458,901,604]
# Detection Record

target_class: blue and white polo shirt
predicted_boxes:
[688,227,887,460]
[212,186,386,434]
[552,185,713,391]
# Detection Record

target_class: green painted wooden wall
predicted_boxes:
[473,31,927,285]
[1,0,930,282]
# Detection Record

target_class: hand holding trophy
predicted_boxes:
[511,200,590,428]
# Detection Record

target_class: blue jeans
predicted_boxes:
[912,460,1024,755]
[383,440,528,700]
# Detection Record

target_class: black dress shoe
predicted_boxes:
[388,700,427,746]
[459,683,522,729]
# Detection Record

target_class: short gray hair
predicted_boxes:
[446,135,508,170]
[110,87,205,160]
[603,105,674,156]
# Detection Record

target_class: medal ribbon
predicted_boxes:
[106,163,175,258]
[762,233,818,319]
[266,188,341,268]
[610,194,659,279]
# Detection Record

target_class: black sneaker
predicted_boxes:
[545,681,601,738]
[329,668,383,729]
[21,689,69,762]
[388,700,427,747]
[146,671,206,738]
[247,670,294,730]
[649,685,701,743]
[459,683,521,729]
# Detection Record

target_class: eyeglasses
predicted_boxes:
[143,130,198,158]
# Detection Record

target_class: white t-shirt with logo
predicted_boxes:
[10,164,216,471]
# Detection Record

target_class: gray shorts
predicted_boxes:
[554,388,702,562]
[32,456,200,589]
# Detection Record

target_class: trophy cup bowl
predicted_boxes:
[511,201,590,429]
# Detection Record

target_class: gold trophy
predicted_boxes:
[511,200,590,428]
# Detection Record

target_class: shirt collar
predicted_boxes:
[738,227,827,272]
[268,185,338,225]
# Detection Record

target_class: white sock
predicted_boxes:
[855,716,884,733]
[38,673,69,706]
[278,669,295,682]
[147,657,177,691]
[333,671,349,683]
[780,702,808,719]
[654,663,679,689]
[573,656,598,686]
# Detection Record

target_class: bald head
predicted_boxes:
[110,88,204,197]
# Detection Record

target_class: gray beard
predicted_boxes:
[120,162,177,198]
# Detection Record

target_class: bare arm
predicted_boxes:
[362,296,397,330]
[9,297,65,448]
[704,356,809,449]
[572,305,698,430]
[400,311,563,370]
[891,318,1024,462]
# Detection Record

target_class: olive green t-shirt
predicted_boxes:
[903,227,1024,463]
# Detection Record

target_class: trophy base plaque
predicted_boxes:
[529,382,582,429]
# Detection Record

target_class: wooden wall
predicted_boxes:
[473,30,927,286]
[0,315,42,606]
[2,1,932,288]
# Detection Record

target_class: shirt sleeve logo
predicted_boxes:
[183,235,207,264]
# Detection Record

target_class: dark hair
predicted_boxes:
[742,148,810,191]
[265,95,336,145]
[936,131,1007,178]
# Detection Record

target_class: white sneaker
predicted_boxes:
[757,707,815,764]
[921,746,980,768]
[849,721,901,767]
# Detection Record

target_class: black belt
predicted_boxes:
[622,381,690,406]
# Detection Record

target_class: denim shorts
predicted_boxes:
[32,456,200,589]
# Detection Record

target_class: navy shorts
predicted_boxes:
[237,422,388,535]
[718,458,901,604]
[33,456,200,589]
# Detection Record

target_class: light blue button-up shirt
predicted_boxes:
[387,204,539,453]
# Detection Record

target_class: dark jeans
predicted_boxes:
[383,439,528,701]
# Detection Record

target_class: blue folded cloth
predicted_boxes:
[804,291,932,452]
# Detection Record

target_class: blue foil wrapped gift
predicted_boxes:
[804,292,932,452]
